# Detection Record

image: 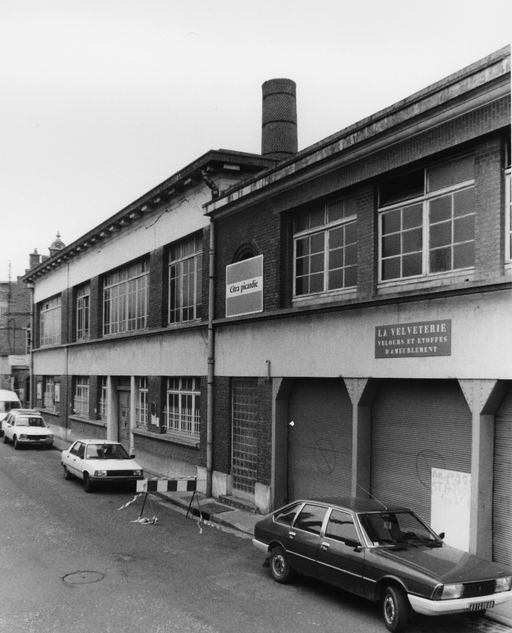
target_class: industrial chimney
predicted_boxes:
[261,78,298,161]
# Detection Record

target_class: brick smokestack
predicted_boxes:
[261,78,298,160]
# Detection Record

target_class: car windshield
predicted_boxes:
[17,417,46,427]
[359,510,441,547]
[86,443,130,460]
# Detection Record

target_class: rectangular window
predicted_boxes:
[164,377,200,439]
[168,234,203,323]
[294,196,357,297]
[506,168,511,264]
[103,260,148,335]
[40,296,61,346]
[76,284,90,341]
[135,377,148,428]
[379,155,475,282]
[98,377,108,420]
[73,377,89,418]
[43,377,56,411]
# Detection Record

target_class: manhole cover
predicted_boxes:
[62,571,105,585]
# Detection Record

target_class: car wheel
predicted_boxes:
[3,434,8,443]
[269,546,293,584]
[63,465,71,480]
[382,585,410,632]
[83,473,94,493]
[13,436,20,450]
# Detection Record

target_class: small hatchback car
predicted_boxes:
[1,409,54,449]
[61,439,144,492]
[253,497,512,632]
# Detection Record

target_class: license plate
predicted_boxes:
[468,601,494,611]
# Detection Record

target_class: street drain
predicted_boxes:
[62,571,105,585]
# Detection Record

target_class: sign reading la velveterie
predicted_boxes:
[375,319,451,358]
[226,254,263,318]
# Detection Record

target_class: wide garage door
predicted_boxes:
[288,379,352,500]
[493,386,512,566]
[371,379,471,524]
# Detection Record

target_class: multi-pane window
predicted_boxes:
[379,155,475,281]
[103,260,148,335]
[293,197,357,297]
[73,377,89,418]
[168,235,202,323]
[135,377,149,428]
[98,377,108,420]
[164,377,200,438]
[76,284,90,341]
[43,377,57,411]
[40,296,61,346]
[506,168,511,263]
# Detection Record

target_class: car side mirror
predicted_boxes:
[344,538,362,551]
[130,454,136,459]
[438,532,445,540]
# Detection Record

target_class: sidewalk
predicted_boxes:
[52,438,512,630]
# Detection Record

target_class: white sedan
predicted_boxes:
[61,439,144,492]
[2,409,54,449]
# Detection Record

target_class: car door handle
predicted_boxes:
[320,542,330,551]
[288,531,296,539]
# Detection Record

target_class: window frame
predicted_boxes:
[163,377,201,439]
[73,376,90,418]
[98,377,108,421]
[506,168,511,265]
[75,283,90,341]
[292,197,358,299]
[168,234,203,324]
[378,155,476,284]
[103,260,149,336]
[39,296,62,346]
[135,377,149,428]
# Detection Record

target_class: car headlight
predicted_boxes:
[440,583,464,599]
[134,469,143,477]
[496,577,512,593]
[94,470,107,477]
[19,434,28,440]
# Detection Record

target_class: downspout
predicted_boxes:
[26,281,35,408]
[202,168,219,498]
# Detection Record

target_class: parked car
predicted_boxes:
[2,409,54,449]
[253,497,512,632]
[0,389,21,431]
[61,439,144,492]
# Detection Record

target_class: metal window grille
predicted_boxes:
[168,235,202,323]
[135,377,148,427]
[40,296,61,346]
[73,377,89,418]
[164,377,200,438]
[103,261,148,335]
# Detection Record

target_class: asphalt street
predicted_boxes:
[0,441,510,633]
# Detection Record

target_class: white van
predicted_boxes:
[0,389,22,431]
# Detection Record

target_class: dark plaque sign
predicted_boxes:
[375,319,451,358]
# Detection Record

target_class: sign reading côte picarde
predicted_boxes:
[225,254,263,318]
[375,319,451,358]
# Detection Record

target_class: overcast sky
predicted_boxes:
[1,0,510,280]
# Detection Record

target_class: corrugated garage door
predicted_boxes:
[288,379,352,500]
[371,380,471,523]
[493,386,512,566]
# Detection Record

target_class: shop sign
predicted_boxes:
[8,354,29,367]
[375,319,451,358]
[226,255,263,318]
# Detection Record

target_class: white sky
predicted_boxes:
[1,0,510,279]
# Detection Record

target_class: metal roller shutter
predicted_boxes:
[493,387,512,566]
[371,379,471,523]
[288,379,352,500]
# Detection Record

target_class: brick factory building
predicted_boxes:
[24,47,511,609]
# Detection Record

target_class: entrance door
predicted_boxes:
[117,390,130,450]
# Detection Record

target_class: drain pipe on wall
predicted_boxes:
[202,169,219,498]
